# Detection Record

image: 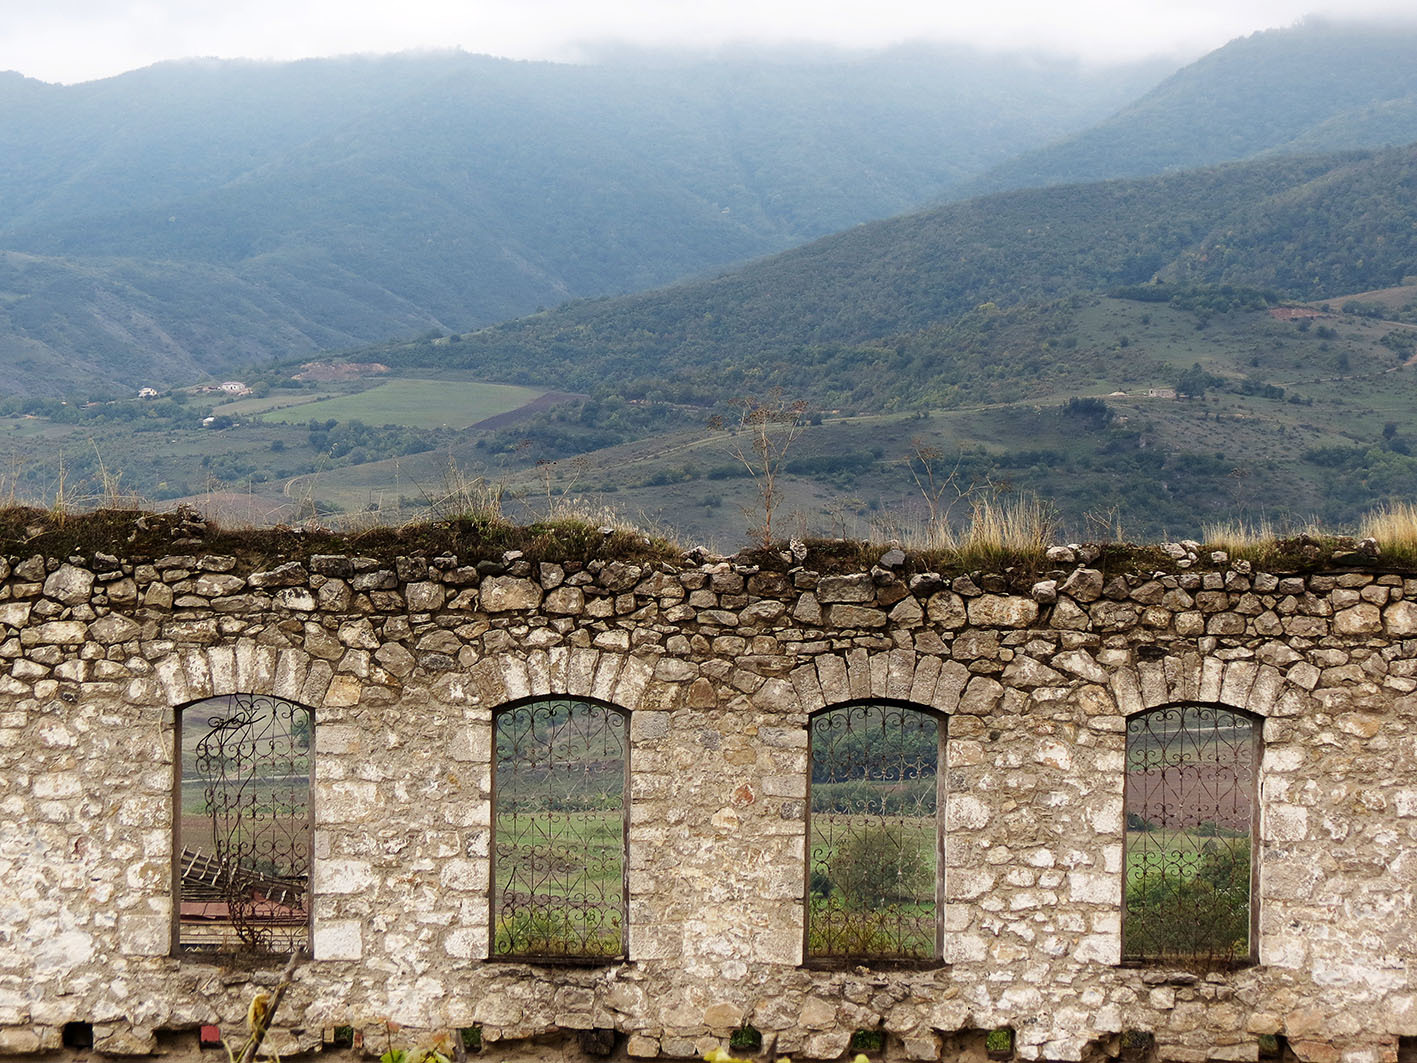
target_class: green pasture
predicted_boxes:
[259,379,546,429]
[492,809,625,958]
[210,390,341,417]
[1125,828,1247,880]
[1124,828,1251,962]
[808,814,936,960]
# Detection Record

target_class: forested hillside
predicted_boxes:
[377,147,1417,409]
[0,47,1165,395]
[972,20,1417,194]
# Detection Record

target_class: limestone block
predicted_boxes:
[904,1034,942,1060]
[1334,604,1382,635]
[817,574,875,603]
[274,587,317,612]
[93,1024,158,1056]
[927,591,967,628]
[42,564,94,604]
[194,573,245,597]
[404,580,446,612]
[1003,655,1064,686]
[481,576,542,612]
[26,621,88,645]
[325,674,362,707]
[816,655,849,703]
[0,602,31,627]
[968,595,1039,628]
[248,561,308,587]
[375,642,417,677]
[543,586,585,615]
[592,651,625,701]
[1383,599,1417,635]
[318,859,375,894]
[0,1029,43,1054]
[1054,649,1108,684]
[272,648,310,703]
[1052,597,1091,630]
[1220,660,1258,706]
[1060,568,1104,602]
[314,919,363,961]
[798,998,837,1030]
[826,604,887,628]
[617,653,657,708]
[933,660,971,710]
[1265,805,1309,842]
[117,913,169,956]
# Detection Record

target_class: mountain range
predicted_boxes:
[4,21,1417,540]
[969,19,1417,195]
[0,45,1163,395]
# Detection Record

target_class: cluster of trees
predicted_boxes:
[0,393,210,429]
[303,419,446,464]
[1125,841,1250,963]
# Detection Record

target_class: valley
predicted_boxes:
[3,25,1417,547]
[5,284,1415,546]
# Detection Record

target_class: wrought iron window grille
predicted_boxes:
[805,700,945,967]
[174,694,314,955]
[1122,703,1261,968]
[490,697,630,963]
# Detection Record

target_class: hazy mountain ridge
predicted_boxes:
[968,20,1417,195]
[0,46,1168,395]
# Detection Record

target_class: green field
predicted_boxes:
[1124,828,1251,963]
[260,379,547,429]
[210,390,341,418]
[493,809,625,958]
[808,814,936,960]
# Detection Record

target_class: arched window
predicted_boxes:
[491,697,629,962]
[1124,703,1260,965]
[175,694,313,954]
[806,700,943,965]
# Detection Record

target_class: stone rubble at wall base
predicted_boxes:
[0,540,1414,1061]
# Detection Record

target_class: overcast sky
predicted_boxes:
[5,0,1417,85]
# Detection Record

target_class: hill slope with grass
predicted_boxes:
[970,19,1417,195]
[374,146,1417,410]
[0,46,1166,396]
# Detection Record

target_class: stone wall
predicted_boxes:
[1,535,1415,1061]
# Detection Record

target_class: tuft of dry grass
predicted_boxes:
[1201,518,1282,560]
[1360,502,1417,564]
[905,493,1057,567]
[407,457,508,528]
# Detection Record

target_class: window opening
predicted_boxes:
[806,701,942,964]
[491,697,628,961]
[1124,703,1259,965]
[176,694,313,954]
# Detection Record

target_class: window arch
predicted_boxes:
[491,696,629,962]
[174,694,313,954]
[806,700,944,965]
[1123,703,1260,965]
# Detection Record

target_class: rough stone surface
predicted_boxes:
[0,542,1412,1063]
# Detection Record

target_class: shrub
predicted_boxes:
[729,1026,762,1052]
[1124,841,1250,963]
[831,824,932,907]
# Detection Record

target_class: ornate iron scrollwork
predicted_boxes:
[492,698,628,961]
[807,702,941,964]
[1124,704,1258,966]
[179,694,312,954]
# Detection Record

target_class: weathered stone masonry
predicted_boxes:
[1,538,1415,1061]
